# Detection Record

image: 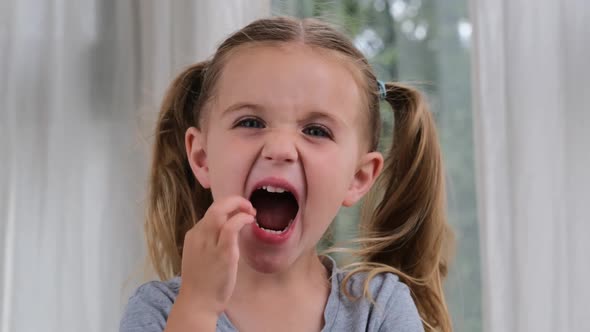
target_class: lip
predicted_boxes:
[247,176,302,245]
[250,210,299,244]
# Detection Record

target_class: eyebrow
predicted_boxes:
[302,111,342,127]
[221,102,263,117]
[221,102,346,128]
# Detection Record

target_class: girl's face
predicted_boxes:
[187,43,383,273]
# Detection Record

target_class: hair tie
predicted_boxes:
[377,80,387,100]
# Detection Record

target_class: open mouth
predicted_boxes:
[249,185,299,234]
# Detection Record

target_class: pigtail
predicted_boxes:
[145,62,213,280]
[343,82,454,332]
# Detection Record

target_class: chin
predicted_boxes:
[243,249,296,274]
[237,216,305,274]
[239,242,300,274]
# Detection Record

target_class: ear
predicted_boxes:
[185,126,210,189]
[342,152,384,207]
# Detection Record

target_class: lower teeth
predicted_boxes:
[256,219,293,234]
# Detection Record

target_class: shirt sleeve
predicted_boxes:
[378,278,424,332]
[119,281,174,332]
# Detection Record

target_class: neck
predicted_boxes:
[225,250,332,331]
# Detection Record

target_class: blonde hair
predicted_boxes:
[145,16,454,332]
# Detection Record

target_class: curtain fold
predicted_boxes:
[470,1,590,331]
[0,1,269,331]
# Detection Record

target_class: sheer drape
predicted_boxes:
[0,1,269,331]
[470,1,590,331]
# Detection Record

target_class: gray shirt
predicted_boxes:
[120,256,424,331]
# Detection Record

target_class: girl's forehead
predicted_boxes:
[212,43,365,122]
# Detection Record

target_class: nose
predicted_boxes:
[261,129,298,164]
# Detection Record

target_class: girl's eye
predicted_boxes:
[236,117,265,129]
[303,125,332,139]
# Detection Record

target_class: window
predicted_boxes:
[273,1,481,330]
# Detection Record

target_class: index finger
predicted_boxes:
[206,196,256,224]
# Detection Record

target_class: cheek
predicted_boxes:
[312,151,354,189]
[304,144,357,222]
[206,132,256,199]
[311,140,357,185]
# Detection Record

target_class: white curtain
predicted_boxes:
[470,1,590,331]
[0,1,269,331]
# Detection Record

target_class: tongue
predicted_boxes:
[253,194,296,231]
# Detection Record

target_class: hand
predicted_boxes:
[178,196,256,317]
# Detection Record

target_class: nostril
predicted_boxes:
[261,143,298,163]
[264,155,296,163]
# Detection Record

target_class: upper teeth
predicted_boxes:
[261,185,287,193]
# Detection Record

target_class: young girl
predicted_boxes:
[120,16,453,332]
